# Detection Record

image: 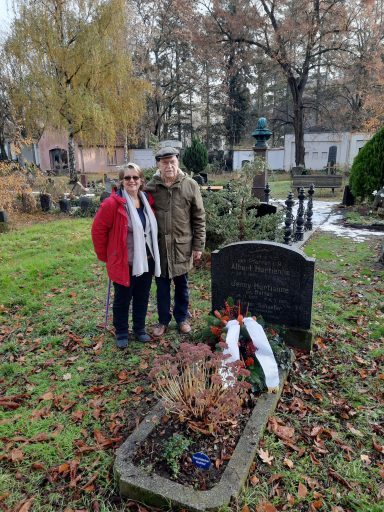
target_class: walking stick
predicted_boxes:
[104,279,112,329]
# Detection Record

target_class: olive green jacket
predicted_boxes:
[146,172,206,278]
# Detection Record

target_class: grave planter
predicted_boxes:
[40,193,52,212]
[114,367,289,512]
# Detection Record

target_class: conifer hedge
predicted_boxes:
[350,127,384,200]
[182,137,208,174]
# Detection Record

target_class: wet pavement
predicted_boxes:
[273,199,383,243]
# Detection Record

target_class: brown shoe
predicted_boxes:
[178,321,191,334]
[152,324,168,337]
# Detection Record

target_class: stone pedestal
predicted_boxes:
[252,148,268,200]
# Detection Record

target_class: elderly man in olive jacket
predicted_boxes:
[146,147,206,336]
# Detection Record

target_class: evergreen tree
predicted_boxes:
[350,128,384,200]
[182,137,208,174]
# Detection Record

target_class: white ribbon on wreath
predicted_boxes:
[221,317,280,392]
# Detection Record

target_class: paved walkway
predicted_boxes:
[274,199,383,243]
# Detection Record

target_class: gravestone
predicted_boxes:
[342,185,355,206]
[40,193,52,212]
[80,195,92,212]
[212,241,315,349]
[192,174,204,185]
[59,198,71,213]
[105,177,112,193]
[0,210,9,233]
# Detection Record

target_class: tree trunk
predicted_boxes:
[288,77,305,168]
[124,129,129,164]
[68,130,77,183]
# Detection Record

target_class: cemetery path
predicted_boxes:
[275,199,384,242]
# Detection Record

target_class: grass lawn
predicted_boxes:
[0,218,383,511]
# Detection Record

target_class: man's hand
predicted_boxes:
[193,251,202,263]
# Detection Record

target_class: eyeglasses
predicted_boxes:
[124,175,140,181]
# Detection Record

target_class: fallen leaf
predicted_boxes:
[283,458,294,468]
[360,454,371,464]
[249,474,260,486]
[328,468,353,490]
[31,462,45,470]
[118,369,129,381]
[298,482,308,498]
[373,438,384,454]
[346,423,363,437]
[63,373,72,381]
[11,448,24,462]
[258,448,274,465]
[15,498,34,512]
[257,503,277,512]
[242,506,250,512]
[268,473,283,484]
[40,391,54,401]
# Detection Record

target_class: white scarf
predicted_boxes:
[122,189,161,278]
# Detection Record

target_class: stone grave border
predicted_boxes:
[115,368,289,512]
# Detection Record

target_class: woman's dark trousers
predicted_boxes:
[113,258,154,337]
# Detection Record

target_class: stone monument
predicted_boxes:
[251,117,272,201]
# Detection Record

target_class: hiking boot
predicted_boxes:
[152,324,168,337]
[178,321,191,334]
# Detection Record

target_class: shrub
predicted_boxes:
[0,162,32,213]
[203,159,284,249]
[182,137,208,174]
[149,342,251,435]
[350,127,384,200]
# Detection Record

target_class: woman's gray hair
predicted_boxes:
[118,162,145,191]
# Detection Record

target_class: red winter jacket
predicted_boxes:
[91,189,155,287]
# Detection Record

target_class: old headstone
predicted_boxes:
[59,198,71,213]
[372,187,384,210]
[342,185,355,206]
[40,193,52,212]
[192,174,204,185]
[0,210,9,233]
[212,241,315,349]
[105,177,112,193]
[80,195,92,212]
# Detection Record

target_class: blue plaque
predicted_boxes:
[192,452,211,470]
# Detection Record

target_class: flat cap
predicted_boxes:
[155,146,179,160]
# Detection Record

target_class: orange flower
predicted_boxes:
[245,357,254,367]
[210,326,222,337]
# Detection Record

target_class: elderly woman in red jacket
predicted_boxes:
[92,163,161,348]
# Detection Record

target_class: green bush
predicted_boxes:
[202,160,283,250]
[350,128,384,200]
[182,137,208,174]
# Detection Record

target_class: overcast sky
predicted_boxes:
[0,0,14,36]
